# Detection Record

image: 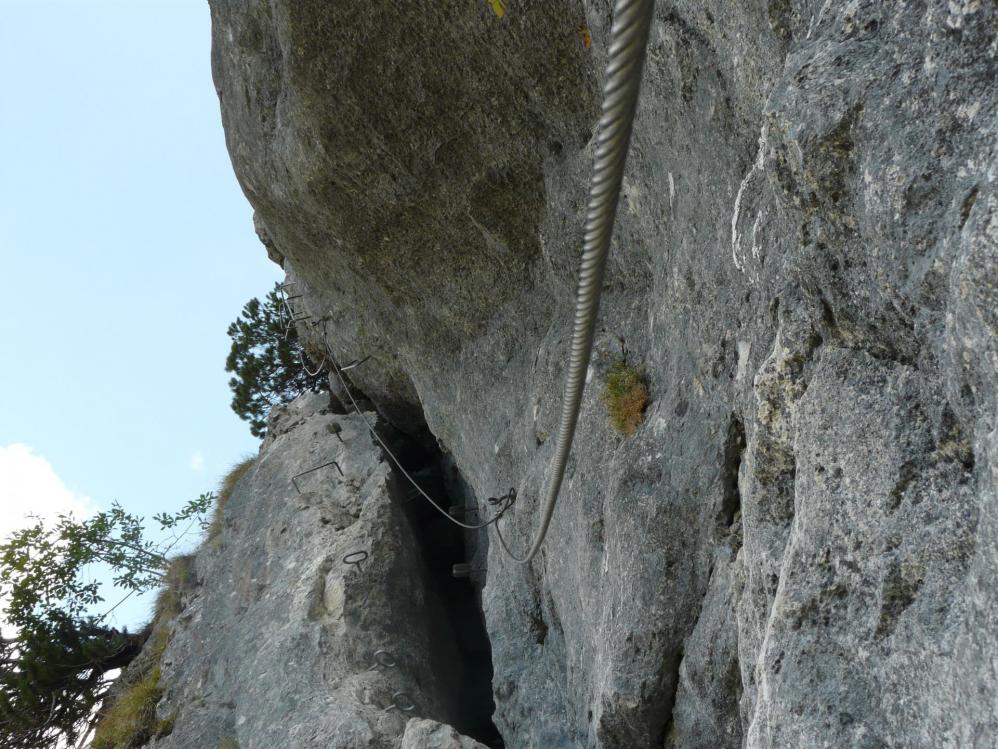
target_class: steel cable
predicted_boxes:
[496,0,654,563]
[293,0,653,558]
[300,349,327,377]
[327,356,514,531]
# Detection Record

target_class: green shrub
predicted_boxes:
[0,495,211,749]
[225,283,328,438]
[601,362,649,436]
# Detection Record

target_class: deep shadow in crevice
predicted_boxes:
[718,414,745,536]
[653,644,685,747]
[377,422,504,748]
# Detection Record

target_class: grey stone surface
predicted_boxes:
[164,0,998,747]
[146,394,478,748]
[402,718,490,749]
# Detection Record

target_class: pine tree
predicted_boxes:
[225,283,328,438]
[0,615,144,749]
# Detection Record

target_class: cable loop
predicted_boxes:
[300,349,327,377]
[326,355,514,531]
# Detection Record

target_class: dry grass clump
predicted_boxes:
[207,456,256,542]
[601,362,649,436]
[152,554,196,623]
[89,629,172,749]
[91,554,196,748]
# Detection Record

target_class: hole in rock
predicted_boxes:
[377,422,504,748]
[718,414,745,532]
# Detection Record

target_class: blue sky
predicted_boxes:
[0,0,281,628]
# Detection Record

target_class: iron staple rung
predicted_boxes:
[452,563,487,578]
[291,460,344,494]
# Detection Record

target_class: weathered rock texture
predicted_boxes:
[146,394,496,748]
[402,718,491,749]
[141,1,998,747]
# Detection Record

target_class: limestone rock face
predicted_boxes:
[176,0,998,747]
[149,394,497,748]
[402,718,491,749]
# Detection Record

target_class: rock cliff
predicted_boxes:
[148,394,499,748]
[125,1,997,747]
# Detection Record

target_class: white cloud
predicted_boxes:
[189,451,206,472]
[0,443,95,543]
[0,444,97,640]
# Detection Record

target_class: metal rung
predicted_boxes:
[341,355,371,371]
[291,460,344,494]
[452,563,487,578]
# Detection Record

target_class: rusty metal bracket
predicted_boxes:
[292,460,344,494]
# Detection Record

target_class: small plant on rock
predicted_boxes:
[601,362,649,436]
[207,457,256,543]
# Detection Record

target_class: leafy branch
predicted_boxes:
[0,493,214,749]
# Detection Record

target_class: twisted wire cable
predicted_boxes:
[497,0,654,563]
[300,349,327,377]
[296,1,653,556]
[326,353,513,531]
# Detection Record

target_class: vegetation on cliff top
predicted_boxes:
[225,283,328,438]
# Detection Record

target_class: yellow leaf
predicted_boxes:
[488,0,507,18]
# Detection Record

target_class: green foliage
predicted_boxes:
[207,457,256,542]
[601,362,649,436]
[0,616,144,749]
[152,493,214,533]
[0,496,212,748]
[1,505,157,629]
[0,497,212,634]
[225,283,328,438]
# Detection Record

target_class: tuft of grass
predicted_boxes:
[207,456,256,542]
[92,554,198,748]
[219,738,240,749]
[154,711,177,739]
[601,362,649,436]
[153,554,196,623]
[90,630,170,749]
